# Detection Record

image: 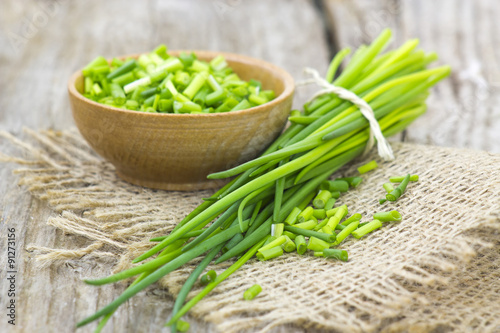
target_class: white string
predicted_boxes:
[297,67,394,161]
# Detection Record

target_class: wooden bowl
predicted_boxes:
[68,51,294,191]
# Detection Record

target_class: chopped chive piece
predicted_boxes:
[125,100,139,111]
[107,59,137,80]
[386,174,411,201]
[284,226,336,243]
[256,246,283,261]
[284,207,301,226]
[383,182,395,193]
[258,235,286,253]
[307,236,331,252]
[357,160,379,174]
[325,205,347,230]
[262,236,277,248]
[326,204,347,219]
[272,223,284,237]
[110,83,126,105]
[390,175,419,182]
[331,191,341,199]
[243,284,262,300]
[176,320,190,332]
[326,207,340,218]
[295,235,307,254]
[261,90,275,100]
[282,231,296,240]
[281,235,296,252]
[84,77,93,94]
[324,198,336,211]
[112,72,136,86]
[323,248,348,261]
[314,251,324,257]
[338,177,363,187]
[379,198,387,205]
[373,210,402,222]
[210,55,228,71]
[293,220,317,230]
[340,213,362,226]
[200,270,217,285]
[313,190,332,209]
[154,44,168,59]
[248,93,268,105]
[140,87,158,99]
[297,206,314,223]
[320,180,349,192]
[158,99,173,112]
[313,209,326,220]
[321,225,334,234]
[179,52,195,67]
[83,56,108,72]
[333,221,359,246]
[183,72,208,100]
[352,220,383,239]
[111,57,124,67]
[231,99,252,111]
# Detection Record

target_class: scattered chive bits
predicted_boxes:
[176,320,190,332]
[81,45,275,113]
[200,270,217,285]
[243,284,262,300]
[380,174,418,204]
[357,160,378,174]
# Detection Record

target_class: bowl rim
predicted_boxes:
[68,50,295,118]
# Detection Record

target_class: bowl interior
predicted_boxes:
[73,51,289,107]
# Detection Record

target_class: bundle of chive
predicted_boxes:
[81,45,275,113]
[77,29,450,332]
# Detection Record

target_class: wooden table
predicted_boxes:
[1,1,498,332]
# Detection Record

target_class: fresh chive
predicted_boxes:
[313,190,332,209]
[200,270,217,285]
[390,174,419,182]
[323,248,348,261]
[373,210,402,222]
[284,226,336,243]
[352,219,383,239]
[307,236,331,252]
[383,182,395,193]
[243,284,262,300]
[256,246,283,261]
[357,160,378,174]
[386,174,411,201]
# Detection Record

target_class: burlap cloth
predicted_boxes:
[1,128,499,333]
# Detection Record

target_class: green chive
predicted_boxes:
[323,248,348,261]
[357,160,378,174]
[373,210,402,222]
[352,219,383,239]
[243,284,262,300]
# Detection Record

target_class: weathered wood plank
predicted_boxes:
[323,0,500,153]
[0,1,330,332]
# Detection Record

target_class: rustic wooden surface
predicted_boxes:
[0,1,498,332]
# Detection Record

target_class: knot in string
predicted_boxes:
[297,67,394,161]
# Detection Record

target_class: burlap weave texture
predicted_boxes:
[1,128,499,333]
